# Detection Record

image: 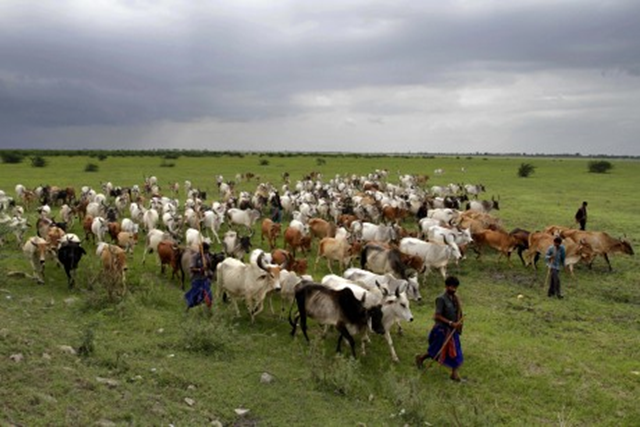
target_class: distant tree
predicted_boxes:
[259,159,269,166]
[316,158,326,166]
[517,162,536,178]
[1,152,24,164]
[85,163,99,172]
[97,154,108,161]
[588,160,613,174]
[31,156,47,168]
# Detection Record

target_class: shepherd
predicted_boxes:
[184,241,214,310]
[415,276,465,382]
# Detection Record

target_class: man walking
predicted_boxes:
[415,276,465,382]
[575,201,588,230]
[545,236,566,299]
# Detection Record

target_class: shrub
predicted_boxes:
[97,153,108,161]
[588,160,613,174]
[160,159,175,168]
[30,156,48,168]
[316,158,326,166]
[259,159,270,166]
[85,163,99,172]
[517,162,536,178]
[1,152,24,164]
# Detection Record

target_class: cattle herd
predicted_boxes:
[0,170,634,361]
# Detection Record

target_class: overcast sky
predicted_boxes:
[1,1,639,155]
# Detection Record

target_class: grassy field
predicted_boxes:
[1,154,639,426]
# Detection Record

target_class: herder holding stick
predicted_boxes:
[415,276,465,382]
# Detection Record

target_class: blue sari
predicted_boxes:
[184,278,212,309]
[427,324,463,369]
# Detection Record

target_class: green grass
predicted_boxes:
[1,154,639,426]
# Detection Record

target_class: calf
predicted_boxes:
[315,235,352,273]
[289,282,385,358]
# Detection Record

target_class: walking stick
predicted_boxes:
[426,315,464,370]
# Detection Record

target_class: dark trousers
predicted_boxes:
[579,220,586,230]
[548,269,562,297]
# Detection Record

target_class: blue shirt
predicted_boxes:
[545,244,566,270]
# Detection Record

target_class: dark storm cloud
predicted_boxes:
[0,1,639,154]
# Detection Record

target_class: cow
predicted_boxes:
[470,229,519,263]
[315,234,352,273]
[260,218,281,250]
[142,228,173,265]
[308,218,337,241]
[271,248,308,275]
[399,237,460,280]
[381,205,409,225]
[509,228,531,266]
[527,232,592,276]
[559,229,633,271]
[359,243,422,301]
[216,252,282,323]
[289,281,385,358]
[226,208,261,234]
[283,226,312,257]
[467,197,500,213]
[427,208,460,225]
[116,231,137,254]
[107,221,122,242]
[22,236,49,283]
[91,217,108,243]
[96,243,128,297]
[202,210,223,244]
[361,222,398,244]
[57,240,87,288]
[156,240,183,280]
[222,230,253,260]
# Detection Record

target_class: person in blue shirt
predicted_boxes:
[545,236,566,299]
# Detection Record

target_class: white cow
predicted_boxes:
[324,273,414,362]
[202,210,223,244]
[399,237,460,280]
[142,228,173,265]
[91,217,108,243]
[226,208,261,234]
[427,208,460,225]
[142,208,159,232]
[361,222,397,244]
[216,257,282,323]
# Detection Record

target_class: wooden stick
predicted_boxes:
[426,316,464,370]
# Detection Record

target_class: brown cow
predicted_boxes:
[271,248,308,275]
[116,231,137,254]
[108,222,122,242]
[260,218,282,250]
[157,240,183,280]
[308,218,337,240]
[560,229,633,271]
[284,226,312,257]
[526,232,596,275]
[381,205,408,225]
[82,215,95,243]
[471,229,519,263]
[315,235,352,273]
[97,243,128,297]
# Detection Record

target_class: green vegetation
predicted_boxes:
[30,155,48,168]
[0,154,638,426]
[517,162,535,177]
[84,163,99,172]
[1,151,24,164]
[588,160,614,174]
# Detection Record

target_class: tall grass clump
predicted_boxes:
[588,160,613,173]
[307,340,365,397]
[180,312,234,360]
[517,162,535,177]
[84,163,99,172]
[30,156,48,168]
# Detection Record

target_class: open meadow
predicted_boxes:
[1,153,639,426]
